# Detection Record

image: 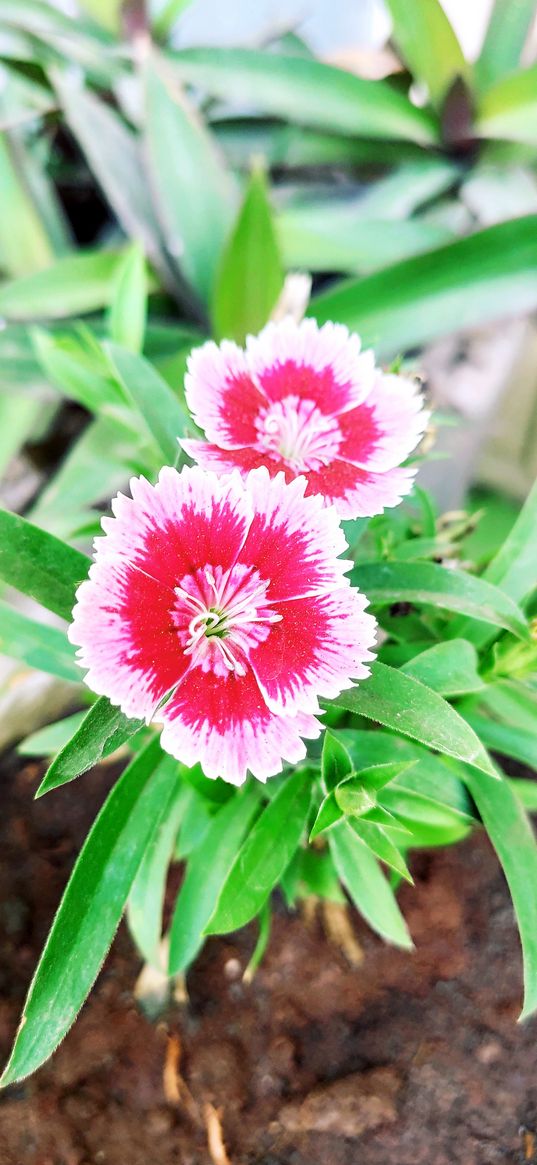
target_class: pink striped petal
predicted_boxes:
[246,318,375,414]
[97,465,251,589]
[338,372,428,472]
[69,557,189,720]
[251,588,377,716]
[305,461,417,518]
[239,467,351,601]
[180,438,290,478]
[159,666,321,785]
[185,339,265,448]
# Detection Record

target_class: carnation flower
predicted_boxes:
[69,466,376,785]
[181,318,428,519]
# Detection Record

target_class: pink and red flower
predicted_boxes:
[181,318,427,519]
[69,465,376,785]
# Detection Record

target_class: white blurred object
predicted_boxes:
[171,0,390,51]
[439,0,493,60]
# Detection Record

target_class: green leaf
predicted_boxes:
[359,760,417,791]
[329,821,413,948]
[206,769,312,935]
[18,712,86,758]
[0,508,88,620]
[351,819,413,883]
[339,729,477,822]
[168,784,260,973]
[32,328,127,413]
[213,166,283,342]
[0,601,80,682]
[144,60,235,303]
[310,216,537,359]
[353,561,528,639]
[333,662,497,778]
[477,0,537,89]
[335,779,376,818]
[36,697,143,797]
[107,243,148,354]
[309,791,344,840]
[0,63,54,130]
[278,210,452,276]
[104,343,187,464]
[386,0,468,107]
[0,131,54,276]
[477,64,537,145]
[510,779,537,812]
[171,48,439,145]
[462,766,537,1019]
[453,476,537,647]
[53,71,164,269]
[462,711,537,773]
[128,783,186,966]
[0,250,125,321]
[152,0,193,40]
[321,731,353,791]
[402,640,485,697]
[0,738,178,1085]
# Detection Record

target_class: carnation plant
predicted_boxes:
[1,298,537,1087]
[1,0,537,1092]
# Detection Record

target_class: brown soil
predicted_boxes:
[1,756,536,1165]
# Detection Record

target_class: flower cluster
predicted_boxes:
[70,320,427,785]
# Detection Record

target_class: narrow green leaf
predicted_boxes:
[105,343,187,464]
[152,0,193,40]
[0,250,125,321]
[0,601,80,682]
[107,243,147,354]
[213,166,283,343]
[128,783,186,966]
[0,131,54,276]
[171,48,439,145]
[333,662,498,778]
[309,791,344,840]
[402,640,485,697]
[351,819,413,883]
[0,738,178,1085]
[37,697,143,797]
[353,561,528,639]
[310,216,537,358]
[53,71,164,268]
[168,784,260,973]
[453,476,537,647]
[18,712,86,758]
[478,64,537,144]
[462,766,537,1018]
[278,210,452,276]
[0,509,88,620]
[0,63,54,129]
[386,0,468,107]
[33,329,127,413]
[321,731,353,791]
[329,821,413,948]
[206,769,312,935]
[359,760,416,792]
[144,61,235,303]
[477,0,537,89]
[462,712,537,773]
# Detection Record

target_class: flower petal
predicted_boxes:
[240,467,352,601]
[251,588,377,716]
[185,339,266,448]
[339,372,428,472]
[305,460,417,518]
[181,438,290,478]
[159,665,320,785]
[246,317,375,415]
[97,465,252,589]
[69,557,189,720]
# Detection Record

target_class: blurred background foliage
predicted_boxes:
[2,0,537,544]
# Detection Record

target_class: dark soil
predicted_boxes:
[1,756,536,1165]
